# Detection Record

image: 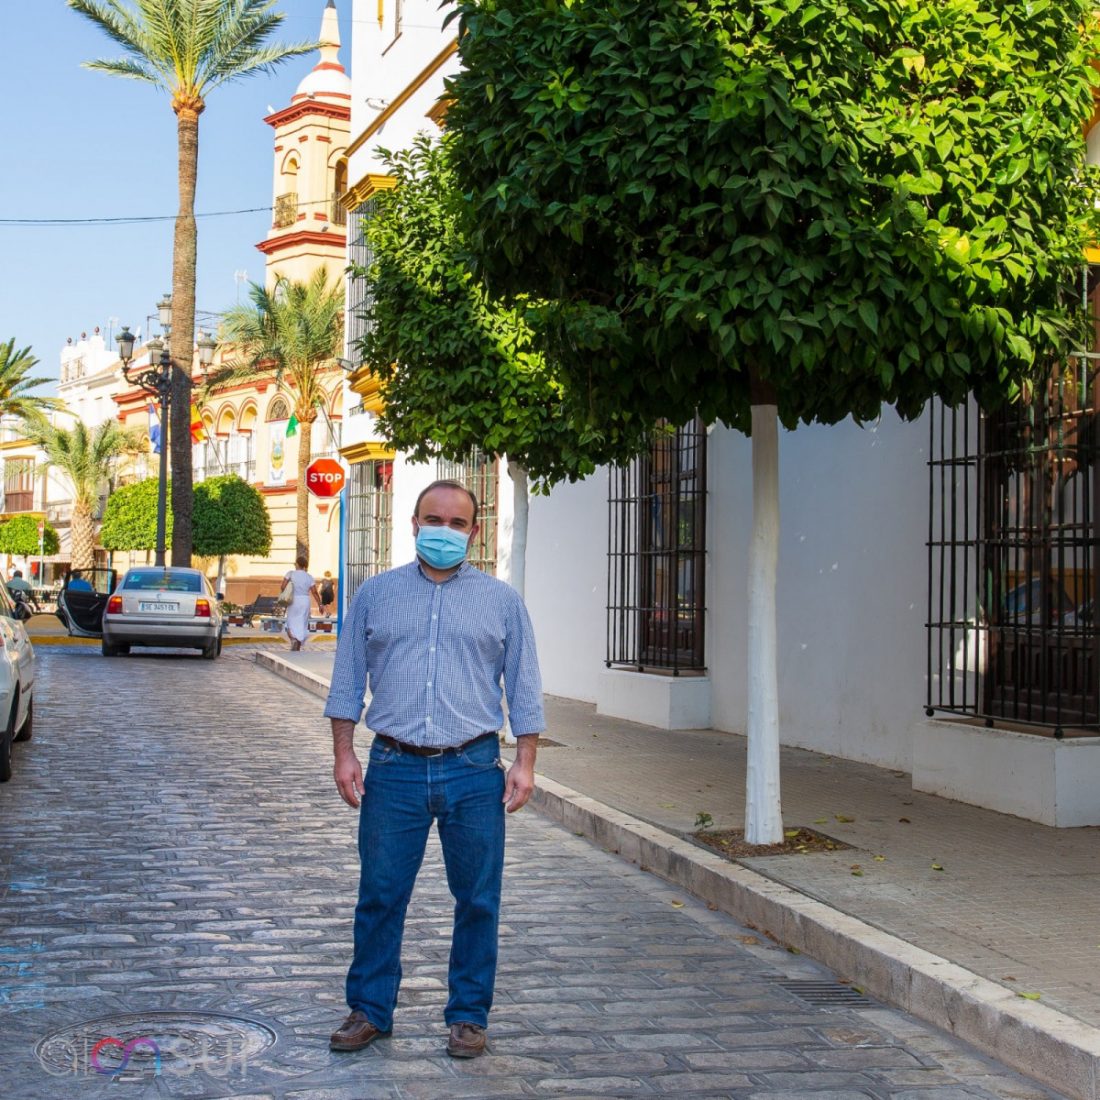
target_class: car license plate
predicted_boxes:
[139,601,178,613]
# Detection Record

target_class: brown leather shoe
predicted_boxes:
[446,1021,487,1058]
[329,1010,389,1052]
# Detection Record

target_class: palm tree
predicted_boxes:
[0,340,64,421]
[24,420,136,571]
[213,271,344,560]
[67,0,314,567]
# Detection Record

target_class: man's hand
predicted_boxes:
[503,734,538,813]
[332,719,364,808]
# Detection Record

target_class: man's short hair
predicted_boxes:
[12,571,21,578]
[414,479,479,525]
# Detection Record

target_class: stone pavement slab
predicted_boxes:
[0,646,1065,1099]
[256,648,1100,1099]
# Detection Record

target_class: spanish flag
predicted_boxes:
[190,404,206,443]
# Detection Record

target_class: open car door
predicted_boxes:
[56,568,117,638]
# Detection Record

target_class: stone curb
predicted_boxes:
[254,650,1100,1100]
[255,649,333,697]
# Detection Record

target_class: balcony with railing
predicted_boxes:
[274,192,298,229]
[3,491,33,514]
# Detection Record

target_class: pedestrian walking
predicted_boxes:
[319,571,335,617]
[282,555,321,652]
[324,479,545,1059]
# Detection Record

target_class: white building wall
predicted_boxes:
[520,412,929,769]
[525,473,608,702]
[706,414,929,770]
[348,0,457,186]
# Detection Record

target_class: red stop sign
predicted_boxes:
[306,458,345,497]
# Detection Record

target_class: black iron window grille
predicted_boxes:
[345,458,393,599]
[607,418,707,674]
[346,198,382,358]
[927,355,1100,735]
[437,450,498,575]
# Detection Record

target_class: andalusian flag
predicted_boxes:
[190,404,206,443]
[285,412,299,438]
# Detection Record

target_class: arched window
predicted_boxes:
[332,158,348,226]
[267,396,290,422]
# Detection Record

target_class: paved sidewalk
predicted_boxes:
[259,649,1100,1100]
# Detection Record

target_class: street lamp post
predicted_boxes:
[117,303,217,569]
[117,322,173,567]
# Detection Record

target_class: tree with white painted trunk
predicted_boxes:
[351,135,650,601]
[446,0,1100,842]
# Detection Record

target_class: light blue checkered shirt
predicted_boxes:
[323,560,545,746]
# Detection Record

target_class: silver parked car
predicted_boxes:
[101,567,224,659]
[0,582,35,782]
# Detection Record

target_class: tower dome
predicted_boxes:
[293,1,350,102]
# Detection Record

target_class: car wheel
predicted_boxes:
[14,697,32,742]
[0,703,13,783]
[202,635,221,660]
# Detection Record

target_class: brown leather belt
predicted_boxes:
[374,731,497,758]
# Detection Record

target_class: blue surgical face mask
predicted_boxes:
[415,523,471,570]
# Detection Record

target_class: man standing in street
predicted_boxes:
[324,479,545,1059]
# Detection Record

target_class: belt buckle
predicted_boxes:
[424,746,445,758]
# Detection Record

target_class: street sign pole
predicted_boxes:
[37,520,44,594]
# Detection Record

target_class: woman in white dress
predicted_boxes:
[283,555,321,652]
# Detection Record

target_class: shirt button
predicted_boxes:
[426,717,432,723]
[430,646,435,652]
[426,681,432,687]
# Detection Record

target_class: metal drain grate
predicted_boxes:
[778,979,874,1008]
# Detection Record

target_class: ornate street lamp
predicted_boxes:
[117,322,173,567]
[196,330,217,373]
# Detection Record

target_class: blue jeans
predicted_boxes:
[346,733,506,1031]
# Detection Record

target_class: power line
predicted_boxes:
[0,196,336,228]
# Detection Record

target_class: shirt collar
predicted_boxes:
[414,559,471,584]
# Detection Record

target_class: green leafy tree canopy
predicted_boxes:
[100,478,171,552]
[101,474,271,559]
[0,515,60,557]
[447,0,1100,430]
[358,133,649,490]
[192,474,271,558]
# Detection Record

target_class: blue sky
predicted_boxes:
[0,0,353,391]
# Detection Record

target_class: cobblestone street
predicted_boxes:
[0,648,1064,1099]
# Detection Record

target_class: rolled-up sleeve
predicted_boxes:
[502,594,545,735]
[323,585,369,722]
